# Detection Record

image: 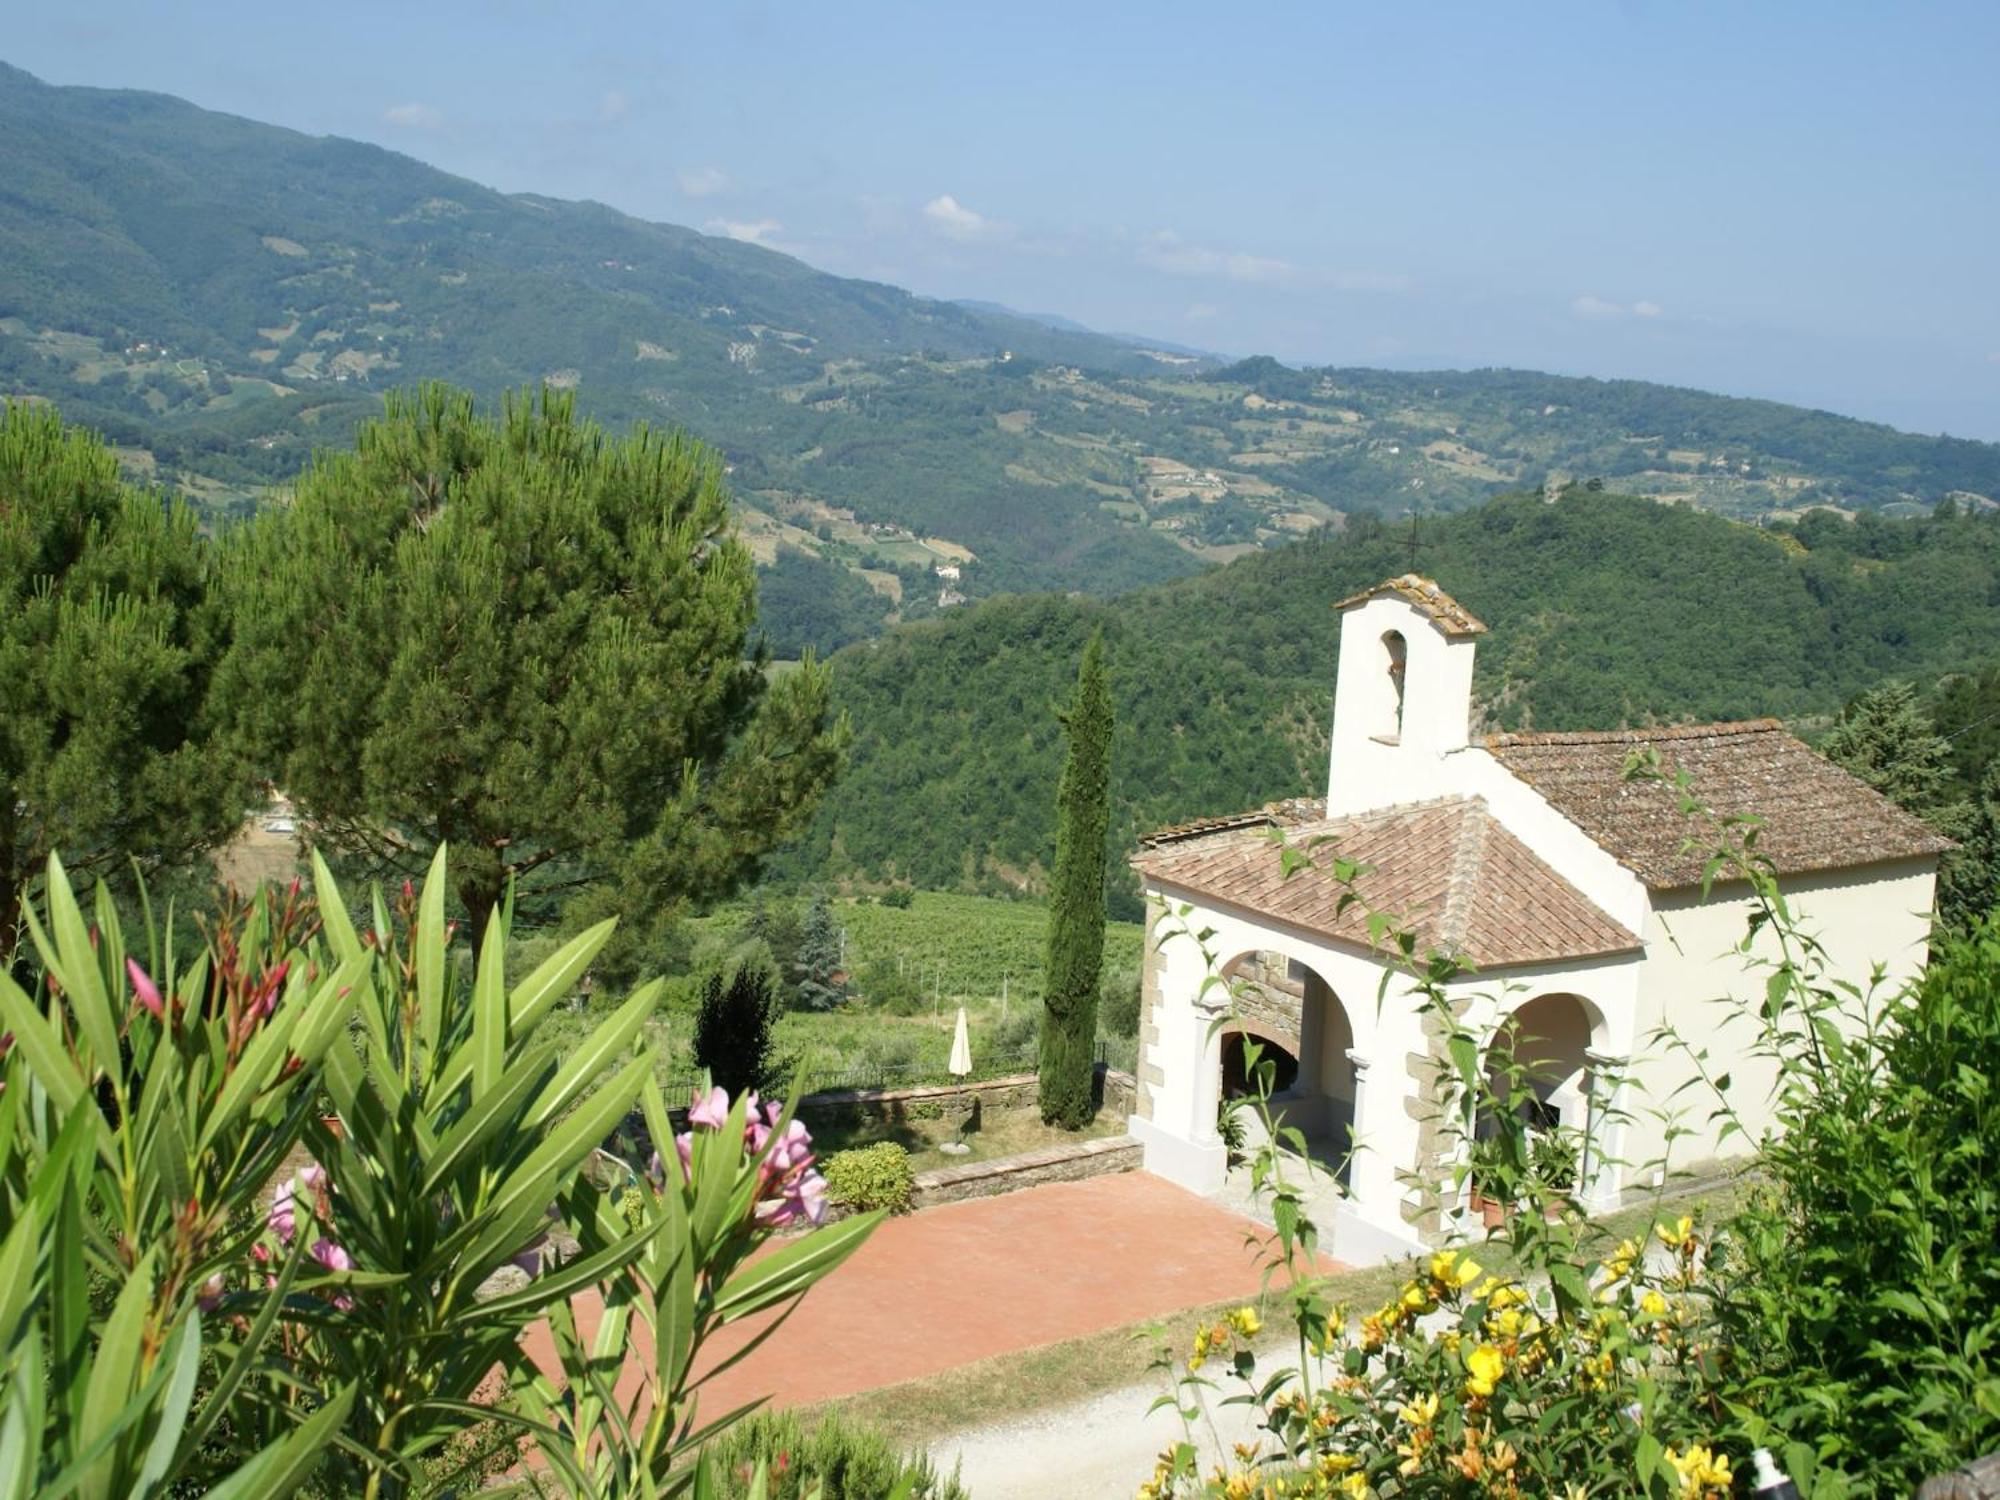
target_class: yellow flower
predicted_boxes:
[1428,1248,1484,1290]
[1397,1392,1440,1427]
[1640,1289,1670,1319]
[1229,1305,1264,1338]
[1399,1280,1433,1314]
[1655,1214,1695,1253]
[1464,1342,1506,1398]
[1359,1312,1389,1350]
[1338,1474,1369,1499]
[1317,1452,1360,1477]
[1666,1443,1733,1497]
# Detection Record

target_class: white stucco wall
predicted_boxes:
[1143,582,1942,1258]
[1619,858,1939,1182]
[1326,595,1478,815]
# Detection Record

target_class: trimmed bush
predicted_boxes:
[702,1410,968,1499]
[822,1142,916,1214]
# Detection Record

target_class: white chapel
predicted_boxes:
[1126,575,1950,1263]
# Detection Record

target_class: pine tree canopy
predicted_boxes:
[1822,681,1969,830]
[1040,629,1113,1127]
[0,400,245,932]
[214,383,847,940]
[793,889,846,1011]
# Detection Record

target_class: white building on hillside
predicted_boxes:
[1128,575,1949,1264]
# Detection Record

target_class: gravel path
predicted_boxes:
[930,1368,1271,1500]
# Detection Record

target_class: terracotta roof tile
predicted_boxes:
[1134,797,1638,969]
[1333,574,1487,636]
[1487,721,1954,888]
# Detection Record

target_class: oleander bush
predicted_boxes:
[0,848,880,1499]
[701,1410,969,1500]
[821,1143,917,1215]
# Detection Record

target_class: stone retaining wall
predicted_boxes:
[912,1133,1142,1208]
[795,1064,1134,1132]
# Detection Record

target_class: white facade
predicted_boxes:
[1130,581,1942,1263]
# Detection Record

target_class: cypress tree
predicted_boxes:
[693,961,776,1098]
[1040,630,1113,1127]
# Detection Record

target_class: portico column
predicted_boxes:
[1189,999,1228,1146]
[1579,1048,1626,1212]
[1342,1047,1398,1215]
[1127,928,1233,1195]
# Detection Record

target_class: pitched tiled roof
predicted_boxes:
[1134,797,1638,969]
[1487,720,1954,889]
[1334,574,1487,636]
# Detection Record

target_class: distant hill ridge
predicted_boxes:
[2,61,1996,647]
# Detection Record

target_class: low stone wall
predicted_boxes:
[913,1133,1141,1208]
[796,1063,1134,1132]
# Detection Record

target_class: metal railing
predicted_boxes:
[658,1038,1112,1102]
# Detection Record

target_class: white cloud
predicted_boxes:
[1573,294,1666,321]
[704,217,781,245]
[382,102,444,130]
[599,90,629,125]
[1140,231,1405,291]
[1185,303,1219,322]
[678,166,729,198]
[922,194,1002,242]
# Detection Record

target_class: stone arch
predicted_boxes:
[1380,629,1408,742]
[1215,948,1362,1173]
[1481,991,1607,1196]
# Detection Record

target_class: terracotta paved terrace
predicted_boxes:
[523,1170,1341,1413]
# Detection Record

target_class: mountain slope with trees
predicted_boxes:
[792,490,2000,910]
[3,62,1997,647]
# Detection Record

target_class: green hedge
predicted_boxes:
[821,1142,916,1214]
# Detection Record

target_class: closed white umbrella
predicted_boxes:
[948,1005,973,1078]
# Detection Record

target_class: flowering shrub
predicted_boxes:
[1136,766,2000,1498]
[0,847,880,1498]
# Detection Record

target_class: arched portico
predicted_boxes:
[1475,989,1625,1213]
[1129,899,1433,1263]
[1216,949,1360,1185]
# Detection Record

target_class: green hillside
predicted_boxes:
[791,490,2000,910]
[4,61,1998,654]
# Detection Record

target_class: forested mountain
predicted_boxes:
[4,61,1998,653]
[789,490,2000,910]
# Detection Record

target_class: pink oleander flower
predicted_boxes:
[310,1239,355,1310]
[269,1181,297,1244]
[299,1162,327,1194]
[689,1085,730,1129]
[127,959,163,1019]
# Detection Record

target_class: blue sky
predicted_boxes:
[13,2,2000,436]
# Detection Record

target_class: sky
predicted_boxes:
[11,2,2000,437]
